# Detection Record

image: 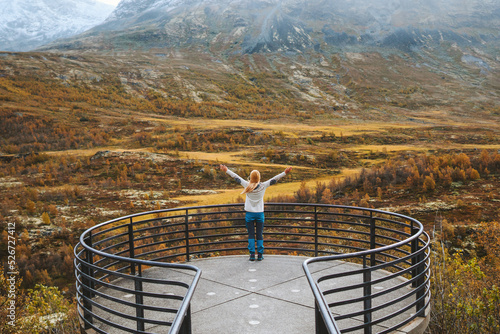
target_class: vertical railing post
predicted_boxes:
[363,255,372,334]
[82,232,94,329]
[315,302,329,334]
[185,209,190,262]
[410,221,417,288]
[314,206,319,257]
[128,218,136,275]
[135,263,145,332]
[179,305,192,334]
[415,248,426,317]
[411,224,426,316]
[411,221,417,288]
[369,212,376,267]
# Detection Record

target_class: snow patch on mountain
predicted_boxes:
[0,0,114,51]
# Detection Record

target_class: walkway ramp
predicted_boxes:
[95,255,422,333]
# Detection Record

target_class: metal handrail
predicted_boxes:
[302,207,430,334]
[75,203,430,334]
[75,230,202,333]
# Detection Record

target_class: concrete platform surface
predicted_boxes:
[91,255,427,334]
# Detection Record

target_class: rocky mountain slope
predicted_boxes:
[0,0,114,51]
[39,0,500,55]
[2,0,498,123]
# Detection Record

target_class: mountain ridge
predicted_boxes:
[38,0,500,56]
[1,0,498,123]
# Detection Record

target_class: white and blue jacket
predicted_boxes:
[226,169,287,213]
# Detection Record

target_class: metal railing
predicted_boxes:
[302,206,430,334]
[75,203,430,334]
[74,221,202,333]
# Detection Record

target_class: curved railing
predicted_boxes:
[302,206,431,334]
[75,203,430,334]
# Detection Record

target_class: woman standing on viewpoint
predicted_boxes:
[220,165,292,261]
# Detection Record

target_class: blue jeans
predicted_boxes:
[245,212,265,254]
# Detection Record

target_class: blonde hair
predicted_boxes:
[242,170,260,194]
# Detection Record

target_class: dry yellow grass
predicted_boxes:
[453,144,500,150]
[350,143,500,152]
[173,168,361,206]
[180,150,251,165]
[180,150,315,170]
[349,144,427,152]
[44,146,153,157]
[143,115,422,136]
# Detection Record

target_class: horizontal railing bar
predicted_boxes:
[265,240,316,247]
[146,253,192,263]
[76,257,136,282]
[76,306,110,334]
[184,220,244,230]
[317,243,368,253]
[185,228,245,238]
[182,209,245,219]
[264,232,315,240]
[187,240,246,249]
[91,225,129,240]
[132,237,187,253]
[133,224,186,237]
[364,246,429,278]
[132,215,186,226]
[325,273,429,327]
[265,246,316,254]
[92,232,129,250]
[75,255,197,290]
[76,270,187,301]
[187,246,248,256]
[316,234,373,245]
[76,254,127,277]
[370,223,411,237]
[305,236,423,265]
[96,240,131,255]
[80,204,240,239]
[377,298,431,334]
[76,296,169,334]
[267,210,370,221]
[328,273,415,308]
[318,217,409,231]
[375,247,412,259]
[337,283,427,327]
[319,245,429,288]
[80,246,202,271]
[185,218,242,227]
[76,293,177,328]
[132,222,186,237]
[321,232,410,249]
[134,245,188,260]
[75,276,182,314]
[258,223,317,230]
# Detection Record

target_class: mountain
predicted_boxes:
[0,0,114,52]
[25,0,498,120]
[38,0,500,55]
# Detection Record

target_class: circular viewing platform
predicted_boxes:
[74,203,430,334]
